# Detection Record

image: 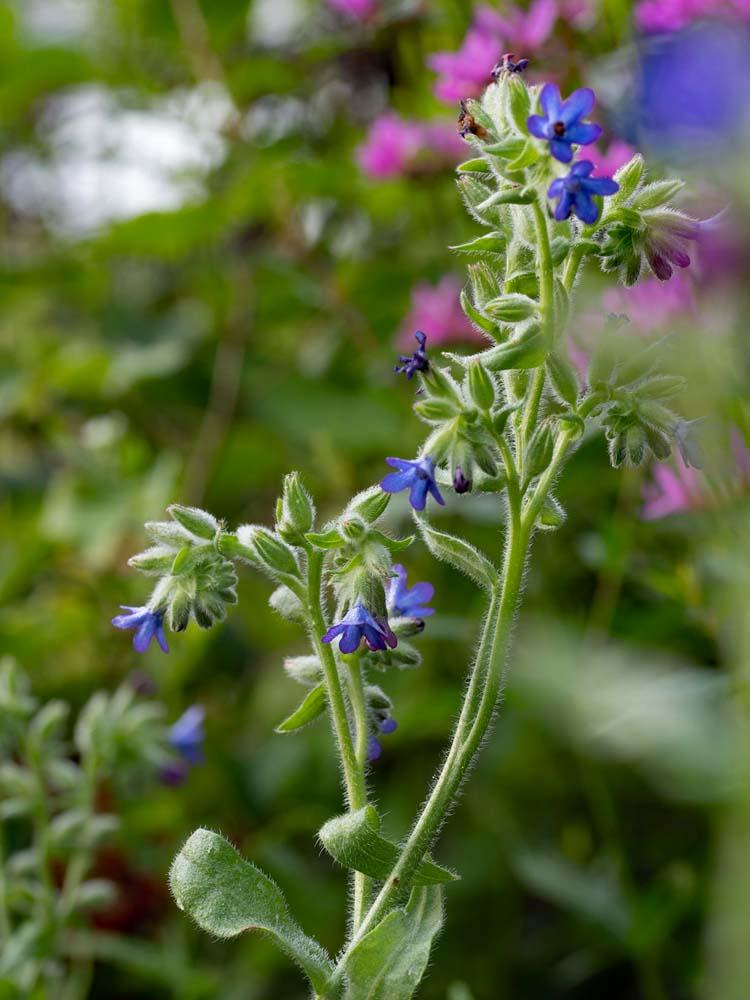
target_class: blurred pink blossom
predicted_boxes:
[473,0,558,47]
[635,0,750,33]
[397,276,480,348]
[327,0,377,20]
[356,113,466,179]
[591,140,636,177]
[642,453,703,519]
[601,273,695,335]
[427,29,500,103]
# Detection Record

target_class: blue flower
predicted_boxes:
[394,331,429,380]
[169,705,206,766]
[367,717,398,761]
[322,603,398,654]
[387,564,435,619]
[381,455,445,511]
[527,84,602,163]
[548,161,619,225]
[112,606,169,654]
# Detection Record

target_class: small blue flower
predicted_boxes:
[381,455,445,511]
[169,705,206,766]
[394,331,430,380]
[527,84,602,163]
[112,606,169,654]
[379,716,398,735]
[322,603,398,654]
[387,564,435,619]
[548,161,619,225]
[367,734,382,761]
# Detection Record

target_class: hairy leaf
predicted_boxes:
[170,829,333,994]
[415,518,497,590]
[275,683,326,733]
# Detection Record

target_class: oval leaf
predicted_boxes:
[275,683,327,733]
[319,807,457,886]
[170,829,333,994]
[344,886,444,1000]
[415,518,497,590]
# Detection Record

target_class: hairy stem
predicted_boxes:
[345,653,372,931]
[306,549,367,813]
[521,200,555,448]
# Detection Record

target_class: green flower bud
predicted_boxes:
[484,293,537,323]
[237,525,300,579]
[467,361,497,411]
[128,545,177,575]
[525,423,554,478]
[340,516,367,544]
[348,486,390,523]
[167,505,218,541]
[546,352,579,406]
[413,398,460,423]
[281,472,315,534]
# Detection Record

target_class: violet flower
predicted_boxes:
[169,706,206,766]
[548,161,619,224]
[322,603,398,654]
[528,84,602,163]
[394,331,429,380]
[112,606,168,654]
[381,456,445,511]
[387,564,435,619]
[475,0,557,49]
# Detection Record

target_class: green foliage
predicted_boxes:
[344,887,444,1000]
[170,829,334,994]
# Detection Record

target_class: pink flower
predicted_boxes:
[356,113,424,179]
[642,453,703,519]
[635,0,750,33]
[397,276,480,348]
[474,0,558,49]
[356,113,466,179]
[427,29,500,103]
[327,0,377,20]
[591,140,636,178]
[601,273,695,335]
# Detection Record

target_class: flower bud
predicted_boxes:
[237,525,300,579]
[612,154,645,203]
[128,546,178,575]
[413,398,460,423]
[348,486,390,523]
[525,423,554,478]
[167,505,218,541]
[546,352,579,406]
[484,293,537,323]
[281,472,315,534]
[467,361,496,411]
[340,516,367,544]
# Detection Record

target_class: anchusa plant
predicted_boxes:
[114,65,701,998]
[0,658,199,995]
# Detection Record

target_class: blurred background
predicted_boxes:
[2,0,750,997]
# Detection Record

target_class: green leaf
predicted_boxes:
[170,829,333,994]
[344,886,444,1000]
[305,528,346,549]
[456,158,490,172]
[459,289,499,338]
[275,683,326,733]
[414,518,497,590]
[318,807,457,885]
[449,232,506,256]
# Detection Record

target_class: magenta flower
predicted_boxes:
[327,0,377,21]
[396,276,479,349]
[601,273,695,335]
[591,140,636,178]
[474,0,557,49]
[356,113,423,179]
[356,114,466,179]
[427,29,500,103]
[642,453,703,519]
[635,0,750,34]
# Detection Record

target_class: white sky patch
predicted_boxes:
[1,82,234,237]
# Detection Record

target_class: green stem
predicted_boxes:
[522,200,555,449]
[345,653,372,931]
[306,548,366,813]
[331,511,530,989]
[562,243,586,291]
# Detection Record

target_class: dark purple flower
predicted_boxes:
[169,705,206,766]
[381,455,445,511]
[453,466,472,493]
[112,606,168,654]
[548,160,619,225]
[322,603,398,654]
[387,564,435,619]
[528,84,602,163]
[394,331,430,380]
[160,761,189,787]
[492,52,530,78]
